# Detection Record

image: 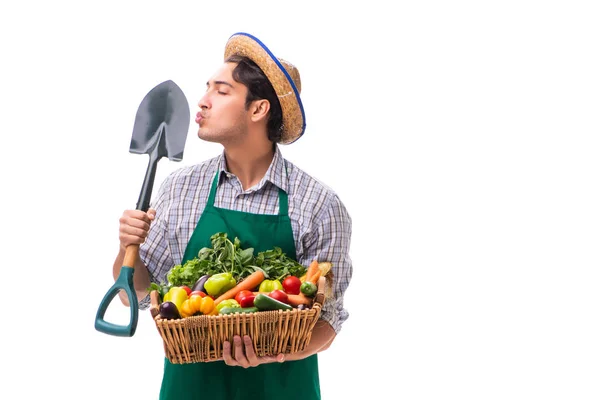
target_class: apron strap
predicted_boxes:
[206,171,220,208]
[278,188,288,216]
[278,160,289,216]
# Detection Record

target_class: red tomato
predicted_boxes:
[282,276,302,295]
[180,285,192,296]
[235,290,253,304]
[190,290,206,298]
[268,289,289,304]
[239,294,256,308]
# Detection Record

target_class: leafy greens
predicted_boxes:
[150,232,305,293]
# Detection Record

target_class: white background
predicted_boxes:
[2,1,599,399]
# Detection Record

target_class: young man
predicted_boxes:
[113,32,353,400]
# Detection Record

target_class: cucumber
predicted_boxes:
[253,293,293,311]
[219,306,259,315]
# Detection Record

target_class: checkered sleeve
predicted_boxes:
[301,193,353,334]
[138,176,176,310]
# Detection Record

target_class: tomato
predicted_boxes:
[235,290,253,304]
[239,294,256,308]
[268,289,289,304]
[180,285,192,296]
[282,276,301,295]
[190,290,206,298]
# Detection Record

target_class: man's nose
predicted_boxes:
[198,93,210,110]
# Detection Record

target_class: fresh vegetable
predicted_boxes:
[300,281,317,297]
[150,233,308,295]
[300,261,332,283]
[180,295,216,317]
[287,293,312,307]
[308,271,321,285]
[305,260,320,283]
[235,290,254,304]
[213,270,266,305]
[238,293,256,308]
[317,262,332,277]
[254,246,305,280]
[180,285,192,296]
[204,272,236,297]
[219,306,259,315]
[282,276,301,295]
[190,290,206,298]
[159,301,181,320]
[148,282,170,301]
[259,279,283,293]
[216,299,240,313]
[234,289,257,308]
[166,233,257,288]
[191,274,210,293]
[268,289,289,304]
[163,286,188,310]
[254,293,293,311]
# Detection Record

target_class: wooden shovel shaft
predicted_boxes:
[123,244,140,269]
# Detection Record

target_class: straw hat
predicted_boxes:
[224,32,306,144]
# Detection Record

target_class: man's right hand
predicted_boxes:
[113,208,156,306]
[118,209,156,250]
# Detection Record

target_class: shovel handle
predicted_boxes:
[123,244,140,269]
[94,245,140,337]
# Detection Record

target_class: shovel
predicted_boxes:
[95,80,190,337]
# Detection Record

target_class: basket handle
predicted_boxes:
[313,276,326,307]
[149,290,160,319]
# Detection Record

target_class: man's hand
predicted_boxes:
[118,208,156,250]
[222,335,285,368]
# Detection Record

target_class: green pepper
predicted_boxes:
[204,272,236,297]
[216,299,240,313]
[258,279,283,293]
[300,281,317,297]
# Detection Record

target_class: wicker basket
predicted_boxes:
[149,276,326,364]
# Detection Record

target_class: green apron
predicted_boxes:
[159,171,321,400]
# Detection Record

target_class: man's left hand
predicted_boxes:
[223,335,285,368]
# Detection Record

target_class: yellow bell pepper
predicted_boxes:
[163,286,188,310]
[258,279,283,293]
[180,294,216,317]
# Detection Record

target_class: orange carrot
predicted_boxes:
[287,293,313,307]
[308,270,321,285]
[214,270,266,305]
[305,260,319,282]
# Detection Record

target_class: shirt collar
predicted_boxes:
[217,145,288,193]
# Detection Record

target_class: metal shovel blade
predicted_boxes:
[95,80,190,337]
[130,79,189,161]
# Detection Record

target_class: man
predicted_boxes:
[113,32,352,400]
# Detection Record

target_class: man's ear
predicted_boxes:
[250,99,271,123]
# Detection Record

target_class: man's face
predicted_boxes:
[196,62,250,145]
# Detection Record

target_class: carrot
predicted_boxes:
[308,270,321,285]
[305,260,319,282]
[214,270,266,305]
[287,293,313,307]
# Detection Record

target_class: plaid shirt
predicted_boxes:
[139,146,352,333]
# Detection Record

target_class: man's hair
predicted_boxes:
[225,54,284,143]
